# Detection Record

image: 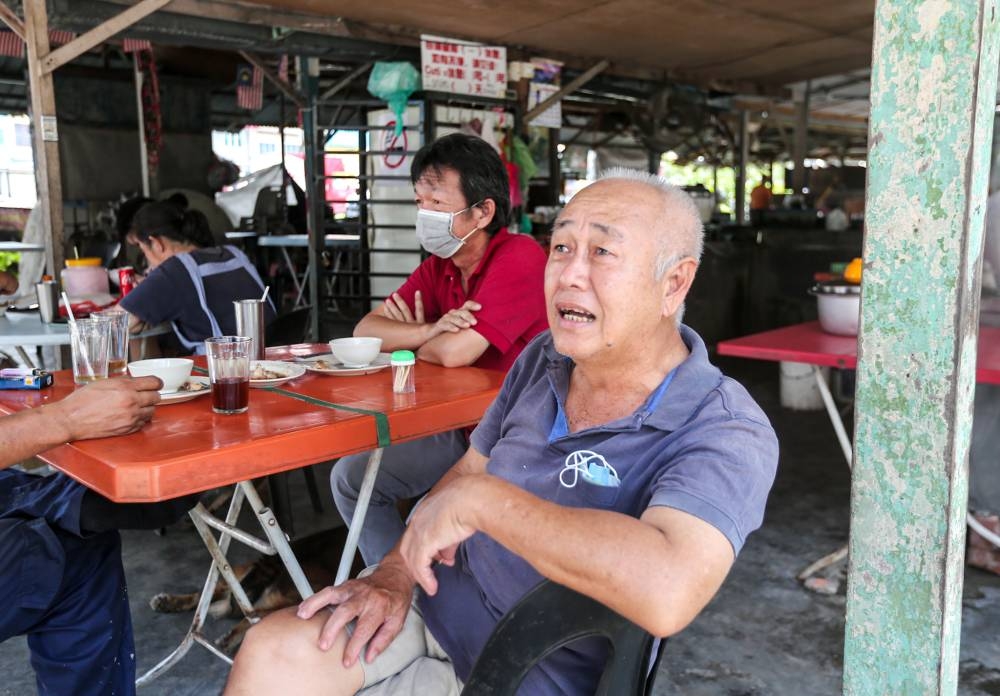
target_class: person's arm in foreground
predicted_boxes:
[0,377,163,469]
[399,472,734,639]
[0,270,17,295]
[354,290,489,366]
[295,448,487,667]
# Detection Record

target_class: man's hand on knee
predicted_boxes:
[296,559,414,668]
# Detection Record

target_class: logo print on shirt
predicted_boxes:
[559,450,621,489]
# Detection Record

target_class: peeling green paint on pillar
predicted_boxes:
[844,1,999,694]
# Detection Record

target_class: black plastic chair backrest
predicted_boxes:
[264,308,311,346]
[460,579,657,696]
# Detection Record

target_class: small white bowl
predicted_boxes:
[128,358,194,393]
[329,337,382,368]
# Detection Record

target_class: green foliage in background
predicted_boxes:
[0,252,19,273]
[659,160,785,218]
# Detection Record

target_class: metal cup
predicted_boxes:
[35,280,59,323]
[234,299,266,361]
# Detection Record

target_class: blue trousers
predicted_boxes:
[0,470,135,696]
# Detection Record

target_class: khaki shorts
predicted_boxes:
[352,597,463,696]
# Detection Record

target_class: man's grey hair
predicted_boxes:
[597,168,705,280]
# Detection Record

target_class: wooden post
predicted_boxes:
[22,0,63,279]
[133,54,151,198]
[844,0,1000,694]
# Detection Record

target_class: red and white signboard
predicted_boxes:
[420,35,507,99]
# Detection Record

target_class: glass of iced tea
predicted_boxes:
[94,308,129,377]
[204,336,251,415]
[70,317,111,385]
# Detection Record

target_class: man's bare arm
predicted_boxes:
[0,377,162,470]
[416,328,490,367]
[401,475,734,639]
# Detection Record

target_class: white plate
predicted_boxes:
[300,352,392,376]
[158,376,211,405]
[249,360,307,388]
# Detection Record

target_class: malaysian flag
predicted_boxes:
[278,54,289,83]
[48,29,75,45]
[122,38,152,53]
[0,30,21,58]
[0,28,76,58]
[236,63,262,111]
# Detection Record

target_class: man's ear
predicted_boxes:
[661,257,698,319]
[473,199,496,230]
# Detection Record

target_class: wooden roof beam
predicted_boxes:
[42,0,173,74]
[525,59,609,123]
[0,1,24,40]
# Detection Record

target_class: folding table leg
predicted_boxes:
[336,447,384,585]
[136,487,247,685]
[240,480,313,600]
[137,480,313,684]
[813,367,853,469]
[797,367,854,582]
[15,346,36,368]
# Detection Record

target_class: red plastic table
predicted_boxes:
[0,343,504,683]
[718,322,1000,579]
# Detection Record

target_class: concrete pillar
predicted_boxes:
[843,1,1000,694]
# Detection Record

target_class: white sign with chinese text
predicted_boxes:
[420,35,507,100]
[528,83,562,128]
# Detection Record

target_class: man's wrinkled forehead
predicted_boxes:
[552,213,625,241]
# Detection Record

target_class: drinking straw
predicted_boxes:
[61,291,75,327]
[261,285,270,303]
[73,246,79,259]
[62,291,93,379]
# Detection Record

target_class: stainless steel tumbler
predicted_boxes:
[233,299,266,360]
[36,280,60,323]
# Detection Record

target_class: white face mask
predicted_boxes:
[415,204,481,259]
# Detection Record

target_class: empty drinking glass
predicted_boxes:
[71,317,111,385]
[95,308,129,377]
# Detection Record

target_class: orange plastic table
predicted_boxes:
[0,344,504,683]
[0,343,503,502]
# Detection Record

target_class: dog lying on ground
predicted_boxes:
[150,525,365,653]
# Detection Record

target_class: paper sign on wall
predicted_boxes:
[528,83,561,128]
[420,35,507,99]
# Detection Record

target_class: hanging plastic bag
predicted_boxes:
[510,135,538,196]
[367,62,420,137]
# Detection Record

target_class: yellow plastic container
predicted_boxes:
[66,257,102,267]
[844,257,863,284]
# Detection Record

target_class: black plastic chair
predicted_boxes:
[461,580,664,696]
[264,307,312,346]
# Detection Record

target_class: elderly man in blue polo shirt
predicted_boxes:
[224,170,779,696]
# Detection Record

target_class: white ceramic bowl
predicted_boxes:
[127,358,194,393]
[329,337,383,368]
[814,291,860,336]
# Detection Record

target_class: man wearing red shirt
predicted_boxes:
[331,133,548,564]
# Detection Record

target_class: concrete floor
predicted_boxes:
[3,359,1000,695]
